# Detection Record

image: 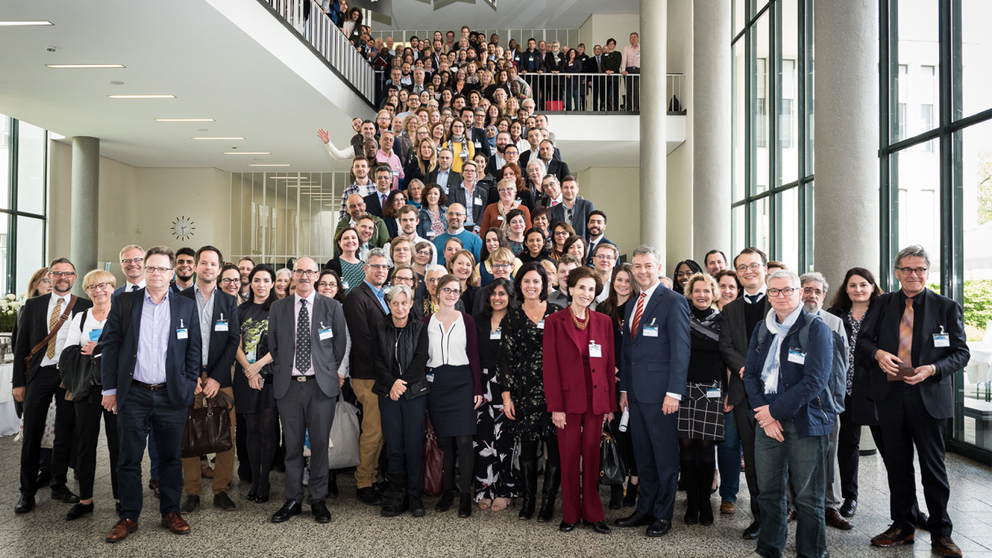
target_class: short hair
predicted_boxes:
[566,265,603,301]
[195,245,223,265]
[632,245,660,263]
[145,245,176,269]
[506,208,526,225]
[397,204,419,219]
[385,283,414,304]
[422,183,449,206]
[734,247,769,268]
[587,209,607,224]
[561,175,577,187]
[799,272,829,292]
[514,261,549,303]
[531,206,550,223]
[357,213,377,226]
[557,254,582,269]
[607,38,617,45]
[425,264,447,277]
[704,249,728,266]
[444,236,464,251]
[176,247,196,259]
[767,260,787,271]
[894,244,931,269]
[119,244,144,260]
[488,247,515,265]
[593,241,619,259]
[524,227,547,243]
[375,165,393,178]
[220,263,240,282]
[83,270,116,291]
[415,241,435,260]
[527,159,547,177]
[683,272,720,305]
[366,247,389,263]
[562,235,587,261]
[767,269,801,288]
[48,257,75,272]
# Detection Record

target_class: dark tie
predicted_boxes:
[381,193,388,207]
[295,299,311,373]
[898,298,914,366]
[745,293,763,305]
[597,56,601,70]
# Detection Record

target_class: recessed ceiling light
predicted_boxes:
[47,64,125,69]
[192,137,245,140]
[225,152,270,155]
[0,21,53,26]
[108,94,174,99]
[155,118,214,122]
[109,81,124,86]
[248,163,290,167]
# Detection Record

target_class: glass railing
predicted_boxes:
[262,0,376,104]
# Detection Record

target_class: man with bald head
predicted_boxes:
[268,256,347,524]
[331,194,389,258]
[432,203,482,265]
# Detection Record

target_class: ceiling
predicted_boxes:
[0,0,643,173]
[375,0,639,31]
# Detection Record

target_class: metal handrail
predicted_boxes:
[368,29,580,49]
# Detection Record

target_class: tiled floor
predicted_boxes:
[2,433,992,558]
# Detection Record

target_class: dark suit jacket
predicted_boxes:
[466,128,492,158]
[549,197,595,235]
[483,154,504,178]
[343,282,389,381]
[519,148,561,169]
[620,285,692,404]
[13,293,92,388]
[101,289,201,410]
[543,309,617,415]
[177,287,240,388]
[719,296,771,407]
[363,191,391,218]
[586,237,617,267]
[521,49,545,73]
[268,293,347,400]
[426,169,463,193]
[857,289,970,419]
[447,182,490,225]
[546,159,571,182]
[585,55,604,73]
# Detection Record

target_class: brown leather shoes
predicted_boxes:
[932,537,963,557]
[871,525,915,547]
[106,518,138,543]
[720,501,736,514]
[161,512,191,535]
[825,507,853,530]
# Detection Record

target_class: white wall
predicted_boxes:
[577,166,641,263]
[579,13,640,52]
[666,0,694,274]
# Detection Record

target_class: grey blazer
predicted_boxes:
[268,293,348,400]
[549,196,595,237]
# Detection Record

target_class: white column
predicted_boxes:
[71,136,99,295]
[640,0,668,259]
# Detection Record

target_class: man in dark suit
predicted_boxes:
[113,244,146,298]
[718,247,770,540]
[468,108,492,159]
[176,246,240,513]
[446,161,488,232]
[585,44,606,112]
[101,246,201,542]
[615,245,691,537]
[602,39,623,111]
[363,166,395,219]
[343,249,391,506]
[585,210,615,267]
[858,245,969,558]
[549,176,595,236]
[13,259,92,514]
[426,149,463,194]
[268,257,348,524]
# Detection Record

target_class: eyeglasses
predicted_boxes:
[40,278,51,284]
[553,231,570,237]
[735,262,764,273]
[144,266,173,275]
[220,278,240,285]
[448,212,466,217]
[498,187,516,193]
[367,264,390,270]
[767,287,797,297]
[121,257,144,265]
[426,277,440,283]
[441,287,461,295]
[802,287,824,296]
[896,266,928,276]
[393,276,415,284]
[416,250,432,256]
[50,271,76,278]
[316,281,337,288]
[293,269,318,277]
[595,254,616,261]
[492,263,512,269]
[86,282,111,292]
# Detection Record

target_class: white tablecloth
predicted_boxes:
[965,342,992,385]
[0,363,18,436]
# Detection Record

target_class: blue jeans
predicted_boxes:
[717,411,741,503]
[754,420,827,558]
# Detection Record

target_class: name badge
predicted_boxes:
[342,281,350,290]
[319,323,334,341]
[537,320,545,329]
[490,330,502,340]
[497,215,504,221]
[474,197,483,205]
[426,373,435,383]
[706,388,721,399]
[177,328,188,340]
[589,342,602,358]
[933,332,950,348]
[787,348,806,364]
[89,329,103,342]
[643,326,659,338]
[215,315,228,332]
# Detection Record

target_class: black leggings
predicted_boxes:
[438,435,474,495]
[519,435,561,468]
[244,408,278,496]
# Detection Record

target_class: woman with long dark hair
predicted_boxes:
[672,259,704,295]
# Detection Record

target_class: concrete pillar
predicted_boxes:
[640,0,668,260]
[813,0,880,287]
[70,136,99,294]
[692,0,732,259]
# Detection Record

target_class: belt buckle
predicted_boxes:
[296,376,307,382]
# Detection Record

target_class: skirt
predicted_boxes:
[677,382,726,441]
[427,364,477,438]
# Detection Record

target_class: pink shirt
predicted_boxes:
[621,44,640,71]
[376,149,404,191]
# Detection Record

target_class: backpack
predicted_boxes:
[755,312,847,415]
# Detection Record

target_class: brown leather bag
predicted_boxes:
[180,391,234,458]
[24,295,77,373]
[422,415,444,497]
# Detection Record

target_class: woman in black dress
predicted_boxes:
[423,274,483,518]
[473,278,517,512]
[233,264,278,503]
[499,262,562,522]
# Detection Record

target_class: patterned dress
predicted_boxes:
[498,303,562,441]
[339,259,366,295]
[473,311,516,501]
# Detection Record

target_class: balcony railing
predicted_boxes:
[369,29,580,50]
[263,0,375,104]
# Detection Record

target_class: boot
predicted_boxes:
[458,493,472,518]
[517,459,538,520]
[623,478,638,507]
[536,463,560,523]
[381,471,408,517]
[698,467,714,526]
[609,484,624,510]
[682,465,698,525]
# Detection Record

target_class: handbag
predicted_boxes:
[599,422,626,486]
[180,391,234,458]
[422,415,444,497]
[327,398,362,469]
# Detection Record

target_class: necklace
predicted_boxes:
[569,305,589,330]
[522,302,545,324]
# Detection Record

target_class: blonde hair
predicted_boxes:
[119,244,144,260]
[683,272,720,308]
[83,269,117,291]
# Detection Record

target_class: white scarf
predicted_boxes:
[760,305,803,395]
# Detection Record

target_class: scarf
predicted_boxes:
[760,305,802,395]
[497,199,520,234]
[689,306,720,342]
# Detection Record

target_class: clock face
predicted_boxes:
[172,216,195,241]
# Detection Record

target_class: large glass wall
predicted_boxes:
[0,115,49,296]
[880,0,992,459]
[731,0,815,271]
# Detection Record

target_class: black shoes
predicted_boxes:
[457,493,472,518]
[698,501,714,526]
[247,492,270,504]
[743,520,761,539]
[839,498,857,518]
[180,495,200,513]
[871,525,915,547]
[357,487,383,506]
[14,494,35,514]
[615,510,654,527]
[608,485,624,510]
[51,485,80,504]
[311,500,331,523]
[559,521,577,532]
[435,489,454,512]
[646,519,671,537]
[213,492,236,511]
[583,520,611,534]
[271,500,303,523]
[410,497,426,518]
[66,502,94,521]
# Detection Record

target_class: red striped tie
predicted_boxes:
[631,293,646,339]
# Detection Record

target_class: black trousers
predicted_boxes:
[605,74,620,111]
[19,366,75,494]
[733,401,760,520]
[75,387,119,501]
[836,396,861,501]
[624,68,640,110]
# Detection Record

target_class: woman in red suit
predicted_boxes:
[543,266,616,534]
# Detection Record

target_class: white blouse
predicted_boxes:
[63,309,108,362]
[426,313,470,368]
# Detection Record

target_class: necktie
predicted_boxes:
[631,293,646,339]
[745,292,763,305]
[897,297,914,366]
[296,299,311,373]
[597,56,601,69]
[551,200,559,207]
[47,298,64,359]
[381,193,388,207]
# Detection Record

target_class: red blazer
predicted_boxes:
[543,309,617,416]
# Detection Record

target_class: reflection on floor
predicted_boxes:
[1,433,991,557]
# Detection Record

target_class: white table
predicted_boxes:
[964,342,992,385]
[0,362,19,437]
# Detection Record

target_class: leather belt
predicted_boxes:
[132,379,167,391]
[294,375,316,382]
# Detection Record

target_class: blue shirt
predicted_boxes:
[134,290,172,385]
[193,284,215,367]
[434,229,483,266]
[364,280,388,313]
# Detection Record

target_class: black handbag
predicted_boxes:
[181,391,234,458]
[599,422,626,486]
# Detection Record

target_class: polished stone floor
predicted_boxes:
[2,432,992,558]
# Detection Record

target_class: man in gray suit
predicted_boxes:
[549,176,596,239]
[267,257,347,524]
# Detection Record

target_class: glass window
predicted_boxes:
[892,0,939,143]
[956,0,992,121]
[752,13,770,196]
[733,0,747,36]
[16,121,46,216]
[778,187,799,269]
[15,216,44,293]
[751,197,771,255]
[733,41,746,202]
[892,149,942,279]
[0,116,10,211]
[0,213,8,295]
[732,204,746,256]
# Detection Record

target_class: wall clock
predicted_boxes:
[172,216,195,241]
